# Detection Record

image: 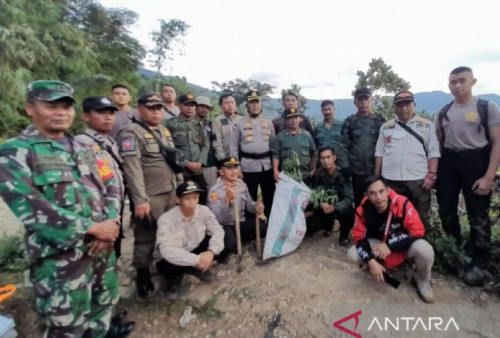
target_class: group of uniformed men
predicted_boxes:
[1,65,499,336]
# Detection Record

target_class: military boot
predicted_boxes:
[136,268,155,298]
[463,265,485,286]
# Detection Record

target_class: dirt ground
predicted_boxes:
[1,209,500,338]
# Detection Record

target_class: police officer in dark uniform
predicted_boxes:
[341,88,385,206]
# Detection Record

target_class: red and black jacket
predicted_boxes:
[351,189,425,268]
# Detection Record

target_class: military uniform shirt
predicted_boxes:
[375,115,440,181]
[76,128,125,200]
[208,179,256,225]
[212,113,243,161]
[118,122,180,206]
[313,120,348,169]
[156,205,224,266]
[230,115,275,173]
[273,129,317,174]
[0,126,120,260]
[341,114,385,175]
[165,114,209,166]
[307,166,354,213]
[196,116,217,168]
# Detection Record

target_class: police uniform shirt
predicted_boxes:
[435,98,500,150]
[118,122,179,206]
[208,178,257,225]
[375,115,440,181]
[156,204,225,266]
[163,105,180,121]
[75,128,125,199]
[230,115,275,173]
[212,113,243,161]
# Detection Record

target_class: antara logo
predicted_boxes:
[333,311,460,337]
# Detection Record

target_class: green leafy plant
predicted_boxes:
[310,188,338,209]
[0,234,29,272]
[281,151,302,182]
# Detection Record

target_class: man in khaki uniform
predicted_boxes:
[119,93,182,299]
[165,94,209,204]
[212,93,242,161]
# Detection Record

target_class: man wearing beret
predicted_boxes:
[156,181,224,294]
[119,93,182,299]
[208,157,265,262]
[0,80,123,337]
[230,91,276,219]
[165,94,210,204]
[374,91,440,232]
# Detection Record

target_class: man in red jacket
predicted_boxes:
[347,175,435,303]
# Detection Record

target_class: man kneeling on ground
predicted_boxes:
[208,157,265,262]
[155,181,224,295]
[346,175,435,303]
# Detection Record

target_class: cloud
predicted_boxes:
[248,72,281,84]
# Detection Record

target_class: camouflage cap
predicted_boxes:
[176,181,204,197]
[137,93,164,108]
[27,80,75,103]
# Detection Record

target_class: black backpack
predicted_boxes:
[437,98,490,144]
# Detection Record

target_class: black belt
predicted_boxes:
[443,146,488,155]
[239,150,272,159]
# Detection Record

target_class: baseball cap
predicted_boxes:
[246,91,261,102]
[176,181,204,197]
[82,96,118,113]
[195,96,213,108]
[27,80,75,103]
[178,93,197,105]
[218,156,240,169]
[353,87,372,100]
[284,108,302,118]
[137,93,164,108]
[393,90,415,103]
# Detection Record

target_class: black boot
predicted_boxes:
[136,268,154,298]
[106,320,135,338]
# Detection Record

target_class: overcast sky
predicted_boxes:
[100,0,500,100]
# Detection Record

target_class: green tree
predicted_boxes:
[148,19,189,92]
[278,84,308,115]
[211,79,275,113]
[355,58,411,119]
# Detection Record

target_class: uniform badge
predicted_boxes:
[164,129,171,137]
[244,123,251,128]
[93,144,101,151]
[121,139,135,151]
[210,192,219,201]
[465,112,478,122]
[246,136,253,142]
[386,136,391,143]
[144,133,153,139]
[96,158,114,181]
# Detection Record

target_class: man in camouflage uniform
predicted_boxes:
[0,80,121,337]
[76,96,127,258]
[195,96,218,191]
[165,94,209,204]
[273,108,317,182]
[119,93,182,299]
[230,91,276,219]
[313,100,348,170]
[341,87,385,207]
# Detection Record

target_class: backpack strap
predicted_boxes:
[477,98,490,142]
[437,100,453,146]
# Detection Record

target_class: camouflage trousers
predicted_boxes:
[31,249,119,338]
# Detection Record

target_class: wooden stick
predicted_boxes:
[233,189,243,273]
[255,200,262,261]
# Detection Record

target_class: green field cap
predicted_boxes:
[27,80,75,102]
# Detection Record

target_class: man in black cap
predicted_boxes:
[165,94,209,204]
[230,91,276,219]
[341,87,385,207]
[156,181,224,294]
[118,93,182,299]
[272,91,314,135]
[374,91,440,232]
[208,157,265,262]
[76,97,127,258]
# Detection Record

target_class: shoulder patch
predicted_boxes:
[210,192,219,201]
[121,138,135,151]
[96,158,114,182]
[384,121,395,128]
[416,117,429,124]
[164,129,171,137]
[93,144,101,151]
[221,118,229,126]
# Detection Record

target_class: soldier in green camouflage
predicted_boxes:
[0,80,122,337]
